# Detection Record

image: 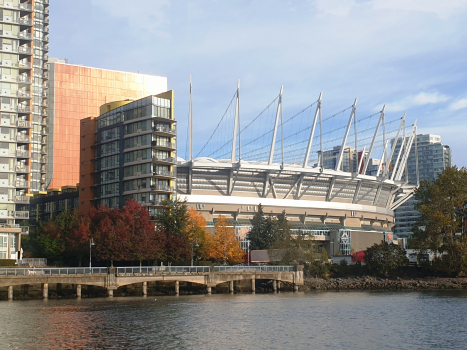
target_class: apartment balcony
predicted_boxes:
[17,75,32,84]
[43,72,49,79]
[16,134,30,143]
[153,156,176,164]
[152,170,175,179]
[19,17,32,26]
[43,45,49,52]
[19,2,33,11]
[41,137,46,145]
[42,90,47,97]
[16,150,31,158]
[15,180,30,188]
[14,195,30,204]
[151,140,176,150]
[42,100,48,107]
[44,0,50,6]
[15,165,30,173]
[43,35,49,42]
[42,109,47,117]
[43,17,49,25]
[17,106,31,114]
[18,45,32,55]
[0,30,32,40]
[153,125,176,136]
[40,147,47,154]
[18,61,32,69]
[40,176,46,183]
[17,120,31,128]
[17,91,31,100]
[21,226,29,235]
[14,211,29,219]
[150,185,175,193]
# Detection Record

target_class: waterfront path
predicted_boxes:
[0,265,304,300]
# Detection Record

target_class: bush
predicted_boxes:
[0,259,17,267]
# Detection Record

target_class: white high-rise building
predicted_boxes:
[0,0,49,259]
[392,134,452,238]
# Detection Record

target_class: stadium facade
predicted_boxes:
[177,85,417,256]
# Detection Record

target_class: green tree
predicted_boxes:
[411,166,467,275]
[247,204,276,250]
[365,242,408,277]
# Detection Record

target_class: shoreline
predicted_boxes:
[303,276,467,291]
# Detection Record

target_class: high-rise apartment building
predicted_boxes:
[79,93,176,217]
[318,146,357,172]
[392,134,452,238]
[46,59,167,189]
[0,0,49,259]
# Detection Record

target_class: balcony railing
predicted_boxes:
[153,156,176,163]
[19,3,33,11]
[19,17,32,26]
[151,185,175,192]
[18,62,32,69]
[17,75,31,83]
[15,165,30,172]
[17,90,31,98]
[152,140,175,148]
[15,180,30,188]
[16,150,30,158]
[16,134,30,142]
[17,120,31,128]
[18,46,31,54]
[153,170,174,177]
[21,226,29,235]
[14,211,29,219]
[15,196,30,204]
[17,106,31,113]
[154,125,175,134]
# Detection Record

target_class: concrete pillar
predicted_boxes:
[272,280,277,292]
[107,289,114,297]
[293,284,298,292]
[175,281,179,295]
[142,282,147,296]
[277,280,281,291]
[229,280,234,293]
[42,283,48,299]
[56,283,62,295]
[8,286,13,300]
[251,279,256,293]
[206,286,212,294]
[76,284,82,298]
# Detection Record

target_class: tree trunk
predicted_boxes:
[111,259,114,268]
[78,258,81,267]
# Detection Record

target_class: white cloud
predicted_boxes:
[373,0,467,19]
[314,0,356,16]
[385,92,450,112]
[90,0,170,36]
[448,98,467,111]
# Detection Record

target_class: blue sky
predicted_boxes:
[49,0,467,166]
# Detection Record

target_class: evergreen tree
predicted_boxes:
[247,204,276,250]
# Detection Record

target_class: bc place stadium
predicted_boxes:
[176,82,419,256]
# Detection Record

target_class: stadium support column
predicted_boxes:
[189,75,193,161]
[268,86,283,165]
[303,92,322,168]
[385,114,405,179]
[362,105,385,175]
[391,117,406,181]
[231,80,241,163]
[335,98,357,171]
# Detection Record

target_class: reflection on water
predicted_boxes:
[1,290,467,349]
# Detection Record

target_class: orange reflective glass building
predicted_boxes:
[46,59,168,189]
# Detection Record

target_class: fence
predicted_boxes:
[116,266,210,274]
[214,265,295,273]
[18,258,47,267]
[0,267,108,276]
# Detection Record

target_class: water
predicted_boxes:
[1,291,467,349]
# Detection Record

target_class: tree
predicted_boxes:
[124,200,165,266]
[365,242,408,277]
[411,166,467,275]
[66,215,91,267]
[247,204,276,250]
[154,200,191,263]
[186,208,209,262]
[206,215,244,264]
[90,206,130,267]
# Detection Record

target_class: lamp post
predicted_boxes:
[246,240,250,266]
[191,238,199,267]
[89,237,95,268]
